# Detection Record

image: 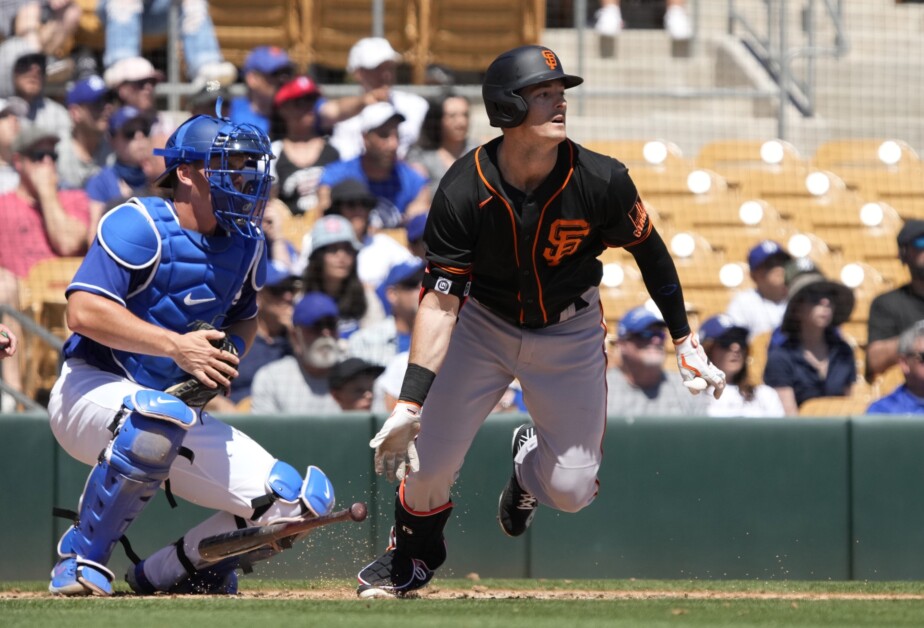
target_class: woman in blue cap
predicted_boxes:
[700,314,785,417]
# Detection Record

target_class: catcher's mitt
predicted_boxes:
[165,321,239,408]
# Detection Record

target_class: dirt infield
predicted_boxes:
[5,585,924,601]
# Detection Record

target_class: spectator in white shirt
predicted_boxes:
[727,240,792,341]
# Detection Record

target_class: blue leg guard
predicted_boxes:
[50,390,196,596]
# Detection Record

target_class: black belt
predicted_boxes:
[484,296,590,329]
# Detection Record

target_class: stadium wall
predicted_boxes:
[3,413,923,582]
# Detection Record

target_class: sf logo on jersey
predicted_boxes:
[543,218,590,266]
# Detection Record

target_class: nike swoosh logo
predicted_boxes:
[323,484,331,499]
[184,293,216,306]
[155,396,179,405]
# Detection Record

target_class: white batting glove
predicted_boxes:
[675,333,726,399]
[370,402,421,483]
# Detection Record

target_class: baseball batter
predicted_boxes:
[46,114,336,596]
[356,45,726,598]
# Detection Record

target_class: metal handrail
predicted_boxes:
[0,305,58,412]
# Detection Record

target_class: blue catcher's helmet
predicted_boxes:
[153,115,274,239]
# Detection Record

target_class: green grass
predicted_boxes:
[5,579,924,627]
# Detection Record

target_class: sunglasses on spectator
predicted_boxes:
[118,123,153,139]
[626,329,666,343]
[13,54,45,74]
[806,290,837,305]
[266,282,299,297]
[127,77,158,89]
[714,335,748,349]
[312,317,339,331]
[25,149,57,162]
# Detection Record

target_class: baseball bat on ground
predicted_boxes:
[198,502,368,561]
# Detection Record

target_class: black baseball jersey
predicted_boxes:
[423,136,652,328]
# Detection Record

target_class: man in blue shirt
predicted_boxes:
[318,102,429,228]
[867,320,924,415]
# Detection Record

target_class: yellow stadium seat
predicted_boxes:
[211,0,306,70]
[18,257,84,404]
[423,0,544,79]
[798,395,872,417]
[812,138,919,173]
[306,0,420,78]
[584,139,690,171]
[696,139,807,189]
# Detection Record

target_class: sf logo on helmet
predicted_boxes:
[542,50,558,70]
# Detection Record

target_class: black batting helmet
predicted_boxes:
[482,45,583,128]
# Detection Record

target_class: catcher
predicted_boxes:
[46,114,336,596]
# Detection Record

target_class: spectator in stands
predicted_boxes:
[84,106,158,239]
[305,178,414,288]
[270,76,340,216]
[250,292,344,415]
[329,36,428,161]
[0,0,81,82]
[328,357,385,412]
[96,0,237,86]
[867,321,924,415]
[763,268,856,415]
[699,315,785,417]
[208,263,299,413]
[104,57,176,140]
[229,46,294,135]
[726,240,792,341]
[302,214,384,338]
[262,198,300,274]
[406,93,477,197]
[0,126,90,399]
[866,219,924,381]
[0,36,70,138]
[318,102,430,228]
[404,212,427,260]
[230,48,382,139]
[349,258,423,368]
[186,81,230,118]
[606,305,710,417]
[0,96,28,192]
[595,0,692,40]
[57,75,113,190]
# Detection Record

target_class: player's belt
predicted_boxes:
[482,294,591,330]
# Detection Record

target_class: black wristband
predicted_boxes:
[398,363,437,406]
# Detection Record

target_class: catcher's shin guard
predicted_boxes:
[357,485,453,597]
[51,390,195,596]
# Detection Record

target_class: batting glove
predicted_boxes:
[370,402,421,483]
[675,333,727,399]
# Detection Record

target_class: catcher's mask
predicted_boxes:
[482,45,583,129]
[154,115,274,239]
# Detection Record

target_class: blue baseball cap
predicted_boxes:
[405,213,428,243]
[747,240,791,271]
[264,261,299,289]
[243,46,292,74]
[108,106,150,134]
[699,315,749,345]
[66,75,108,106]
[617,306,666,337]
[376,259,424,314]
[293,292,339,327]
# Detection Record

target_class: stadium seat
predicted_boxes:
[211,0,306,70]
[813,138,920,183]
[423,0,545,80]
[584,139,690,171]
[798,395,872,417]
[695,139,807,189]
[305,0,420,78]
[17,258,84,404]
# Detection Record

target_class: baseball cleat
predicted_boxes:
[356,546,435,598]
[497,424,538,537]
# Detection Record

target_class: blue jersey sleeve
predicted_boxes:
[67,240,150,305]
